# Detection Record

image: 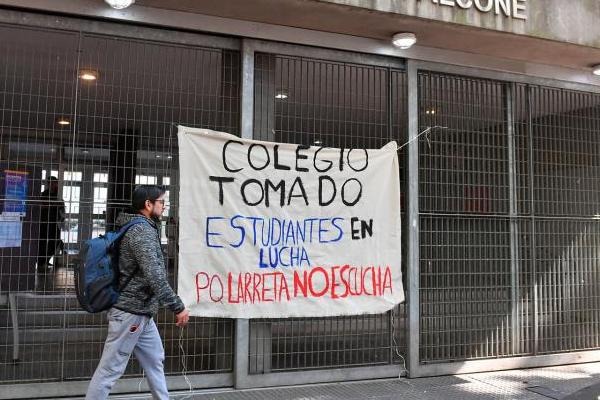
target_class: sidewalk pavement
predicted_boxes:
[84,362,600,400]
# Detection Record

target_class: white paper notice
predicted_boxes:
[0,214,22,248]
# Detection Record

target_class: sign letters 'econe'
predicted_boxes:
[431,0,527,20]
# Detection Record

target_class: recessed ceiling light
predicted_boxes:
[392,32,417,50]
[275,90,288,100]
[593,65,600,76]
[167,155,173,159]
[155,154,161,159]
[314,140,322,145]
[82,149,90,154]
[104,0,135,9]
[79,70,98,81]
[57,118,70,126]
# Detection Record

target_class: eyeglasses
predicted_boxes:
[154,199,165,205]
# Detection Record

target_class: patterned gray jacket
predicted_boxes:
[113,213,185,316]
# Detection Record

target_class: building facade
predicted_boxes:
[1,0,600,398]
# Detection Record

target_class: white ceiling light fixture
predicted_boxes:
[392,32,417,50]
[592,65,600,76]
[79,70,98,81]
[104,0,135,10]
[57,118,70,126]
[275,90,288,100]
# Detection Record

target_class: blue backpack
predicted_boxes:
[76,219,146,313]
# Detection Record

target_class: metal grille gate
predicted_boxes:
[418,71,600,366]
[0,19,409,393]
[0,23,238,385]
[418,72,514,362]
[250,52,407,374]
[519,84,600,355]
[2,9,600,396]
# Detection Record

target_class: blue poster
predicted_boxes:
[3,170,28,216]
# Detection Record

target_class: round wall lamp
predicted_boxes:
[592,65,600,76]
[392,33,417,49]
[104,0,135,10]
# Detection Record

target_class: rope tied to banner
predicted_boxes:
[171,122,447,153]
[397,126,448,151]
[178,326,194,399]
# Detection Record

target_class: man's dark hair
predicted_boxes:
[132,185,166,212]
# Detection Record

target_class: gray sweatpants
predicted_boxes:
[85,308,169,400]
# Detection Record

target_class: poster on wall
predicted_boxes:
[3,170,28,216]
[177,126,403,318]
[0,214,22,248]
[0,170,28,248]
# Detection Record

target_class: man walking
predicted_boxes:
[86,185,189,400]
[37,176,65,272]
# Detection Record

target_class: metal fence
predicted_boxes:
[418,72,514,363]
[250,52,407,374]
[418,71,600,365]
[520,85,600,355]
[0,24,238,384]
[2,10,600,397]
[0,20,408,393]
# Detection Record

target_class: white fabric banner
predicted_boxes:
[177,126,403,318]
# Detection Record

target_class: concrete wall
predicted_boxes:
[317,0,600,49]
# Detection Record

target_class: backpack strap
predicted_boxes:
[115,219,147,241]
[112,219,149,292]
